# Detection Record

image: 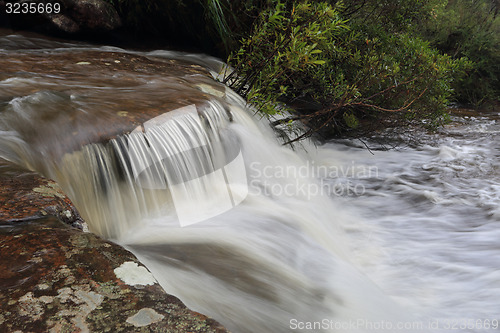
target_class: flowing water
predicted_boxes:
[1,30,499,332]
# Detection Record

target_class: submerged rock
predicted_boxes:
[0,49,215,156]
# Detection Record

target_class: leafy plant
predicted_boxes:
[422,0,500,105]
[224,1,349,115]
[223,1,470,141]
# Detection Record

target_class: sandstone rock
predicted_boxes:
[0,159,229,332]
[0,158,85,229]
[48,14,80,34]
[0,50,213,155]
[0,217,228,332]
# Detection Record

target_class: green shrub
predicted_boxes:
[224,1,470,139]
[224,2,349,114]
[422,0,500,105]
[104,0,489,138]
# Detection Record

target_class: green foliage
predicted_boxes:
[338,0,444,33]
[224,1,469,139]
[225,1,349,115]
[343,112,359,128]
[104,0,496,138]
[351,32,470,126]
[205,0,233,51]
[422,0,500,105]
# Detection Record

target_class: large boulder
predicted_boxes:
[0,217,228,332]
[60,0,121,32]
[0,160,229,332]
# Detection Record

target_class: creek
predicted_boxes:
[1,30,499,332]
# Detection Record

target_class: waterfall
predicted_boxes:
[57,100,247,237]
[3,34,499,333]
[51,86,416,332]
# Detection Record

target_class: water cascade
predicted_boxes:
[54,88,414,332]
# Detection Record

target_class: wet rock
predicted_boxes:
[50,14,80,34]
[0,217,228,332]
[0,50,214,156]
[0,159,229,332]
[0,158,85,229]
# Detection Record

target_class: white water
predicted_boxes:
[316,118,500,331]
[1,32,499,332]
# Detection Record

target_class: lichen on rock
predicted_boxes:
[126,308,165,327]
[0,217,229,332]
[114,261,157,287]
